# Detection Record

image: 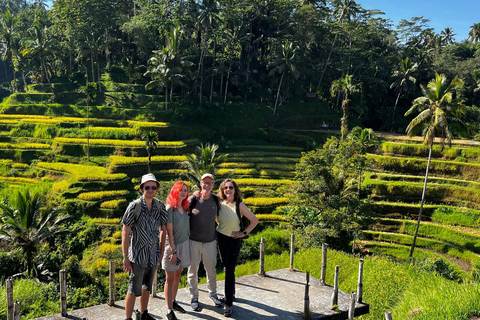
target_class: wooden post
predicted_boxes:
[135,309,141,320]
[330,265,339,308]
[108,260,115,306]
[357,259,364,303]
[259,237,265,276]
[321,243,327,284]
[348,292,356,320]
[13,302,20,320]
[6,277,13,320]
[60,269,67,316]
[289,233,295,271]
[152,266,157,297]
[304,271,310,318]
[385,311,393,320]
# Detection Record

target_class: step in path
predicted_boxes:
[33,269,369,320]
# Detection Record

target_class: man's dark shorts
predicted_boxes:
[128,262,157,296]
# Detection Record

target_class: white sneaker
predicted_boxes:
[209,294,222,307]
[191,298,199,311]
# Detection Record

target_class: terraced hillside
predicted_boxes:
[360,136,480,279]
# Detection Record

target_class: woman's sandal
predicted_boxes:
[224,306,232,317]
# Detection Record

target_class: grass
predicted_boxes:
[233,248,480,320]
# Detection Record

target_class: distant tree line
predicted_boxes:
[1,0,480,133]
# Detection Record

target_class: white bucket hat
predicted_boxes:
[140,173,160,189]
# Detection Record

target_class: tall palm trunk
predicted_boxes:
[87,104,90,161]
[409,144,433,259]
[273,70,285,115]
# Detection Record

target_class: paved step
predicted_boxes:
[33,269,369,320]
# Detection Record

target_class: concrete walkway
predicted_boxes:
[33,269,368,320]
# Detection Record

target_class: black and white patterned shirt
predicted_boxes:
[122,196,167,268]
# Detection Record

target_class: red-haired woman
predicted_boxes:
[217,178,259,317]
[162,182,191,320]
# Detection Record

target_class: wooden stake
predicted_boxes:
[304,271,310,318]
[6,277,13,320]
[331,265,339,308]
[289,233,295,271]
[321,243,327,284]
[357,259,364,303]
[259,237,265,276]
[60,269,67,316]
[385,311,393,320]
[348,292,356,320]
[108,260,115,306]
[13,302,20,320]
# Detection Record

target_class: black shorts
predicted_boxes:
[128,262,157,296]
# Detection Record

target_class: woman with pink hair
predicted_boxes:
[162,182,191,320]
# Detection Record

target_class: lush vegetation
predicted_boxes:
[2,0,480,318]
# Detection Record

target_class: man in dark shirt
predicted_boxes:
[188,173,222,311]
[122,173,167,320]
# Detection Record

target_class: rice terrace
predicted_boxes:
[2,0,480,319]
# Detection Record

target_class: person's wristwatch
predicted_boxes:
[243,231,248,236]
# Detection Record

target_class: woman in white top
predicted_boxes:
[216,178,259,317]
[162,182,191,320]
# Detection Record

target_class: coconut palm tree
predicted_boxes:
[0,190,70,277]
[0,10,17,89]
[330,74,360,140]
[468,23,480,43]
[269,40,300,115]
[405,72,465,259]
[440,27,455,45]
[142,131,159,173]
[390,58,418,127]
[181,143,229,188]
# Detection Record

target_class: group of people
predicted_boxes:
[121,172,259,320]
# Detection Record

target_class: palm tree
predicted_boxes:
[21,23,55,91]
[181,143,229,188]
[269,40,300,115]
[318,0,362,88]
[0,10,17,89]
[405,72,465,259]
[440,27,455,45]
[468,23,480,43]
[142,131,159,173]
[330,74,360,140]
[390,58,418,127]
[78,82,97,162]
[0,190,70,277]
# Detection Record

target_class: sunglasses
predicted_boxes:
[224,186,234,190]
[144,186,157,191]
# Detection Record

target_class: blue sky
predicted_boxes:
[358,0,480,42]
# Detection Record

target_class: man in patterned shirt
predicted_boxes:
[122,173,167,320]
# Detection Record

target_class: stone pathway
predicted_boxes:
[33,269,369,320]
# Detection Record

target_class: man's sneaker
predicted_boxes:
[166,310,178,320]
[191,298,200,311]
[140,310,156,320]
[209,294,222,307]
[173,300,186,313]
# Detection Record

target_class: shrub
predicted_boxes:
[100,199,128,209]
[234,178,293,186]
[0,142,50,149]
[243,197,289,206]
[77,190,129,201]
[91,218,121,225]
